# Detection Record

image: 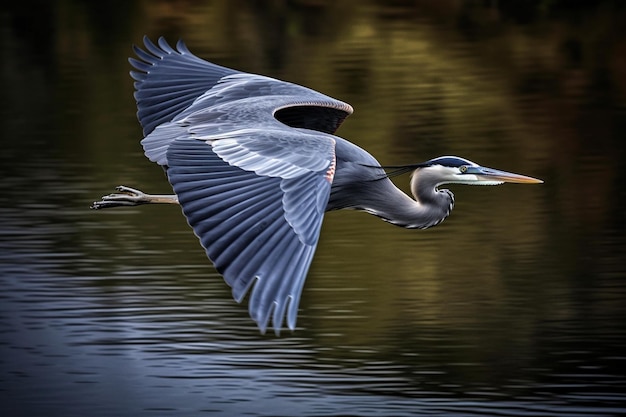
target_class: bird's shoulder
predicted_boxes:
[333,137,381,167]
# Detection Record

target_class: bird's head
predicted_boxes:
[413,156,543,187]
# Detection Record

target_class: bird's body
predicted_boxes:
[93,37,542,333]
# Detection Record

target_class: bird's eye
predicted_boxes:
[459,165,468,173]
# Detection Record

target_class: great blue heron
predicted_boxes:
[92,37,542,333]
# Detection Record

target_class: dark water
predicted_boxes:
[2,1,626,416]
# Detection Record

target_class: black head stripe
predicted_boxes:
[427,156,475,167]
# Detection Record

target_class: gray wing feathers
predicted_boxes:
[281,175,328,246]
[165,139,331,332]
[141,123,183,166]
[211,131,335,178]
[130,36,238,136]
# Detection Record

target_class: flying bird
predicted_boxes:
[92,37,542,333]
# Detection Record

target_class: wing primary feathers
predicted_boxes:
[130,37,239,135]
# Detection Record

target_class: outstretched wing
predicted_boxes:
[165,130,336,333]
[130,37,352,139]
[131,37,350,333]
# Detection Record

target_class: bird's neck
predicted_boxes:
[328,163,455,229]
[357,175,454,230]
[380,187,454,229]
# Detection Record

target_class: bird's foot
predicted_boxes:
[91,186,150,209]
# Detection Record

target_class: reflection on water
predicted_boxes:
[2,1,626,416]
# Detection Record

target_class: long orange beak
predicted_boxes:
[466,166,543,184]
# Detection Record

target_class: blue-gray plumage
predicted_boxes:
[92,37,542,333]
